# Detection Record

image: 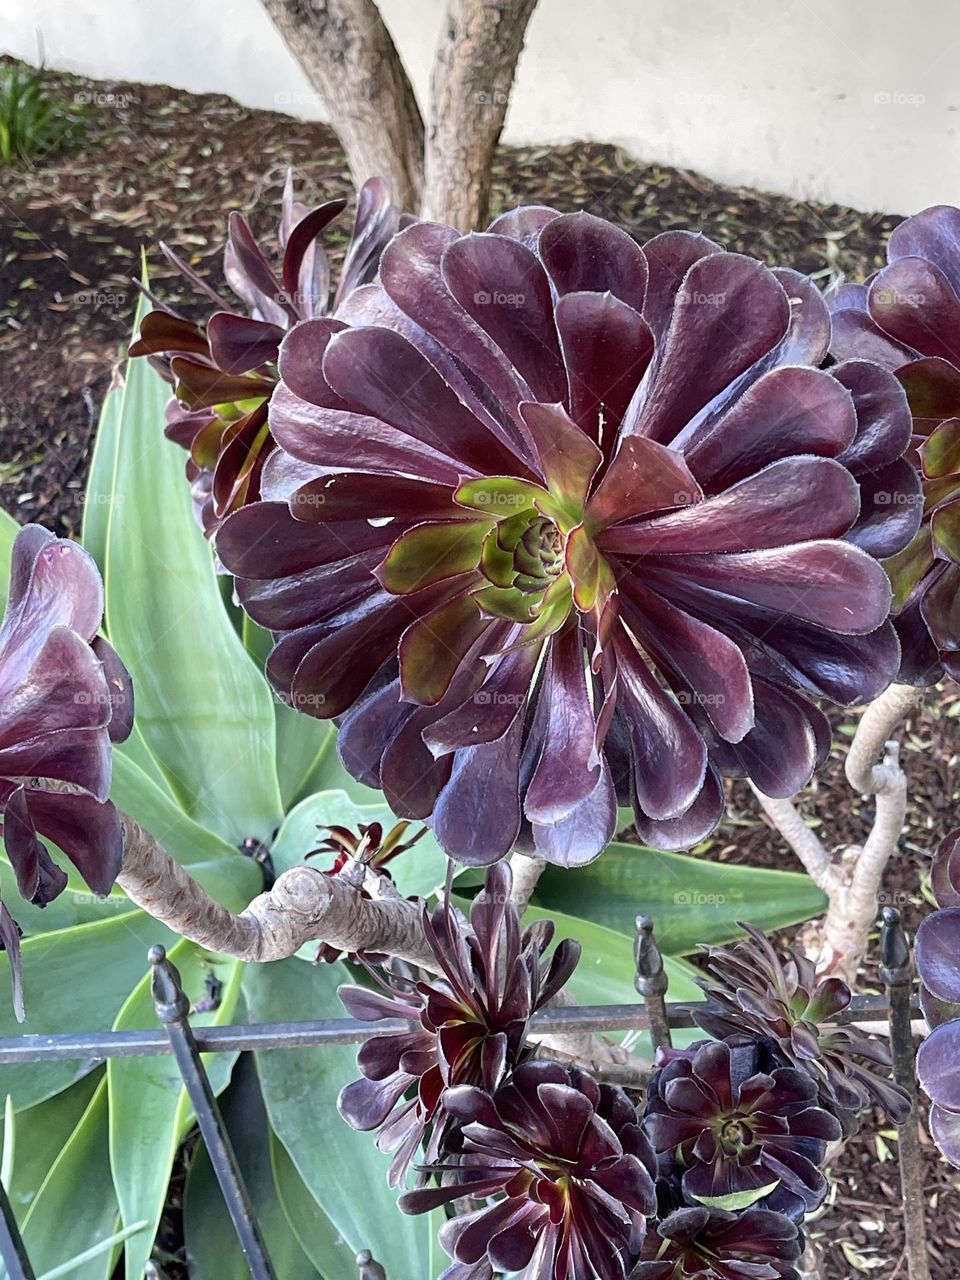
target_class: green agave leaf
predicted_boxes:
[243,957,431,1275]
[108,942,243,1280]
[240,614,375,811]
[0,914,176,1109]
[102,296,283,842]
[73,347,176,793]
[20,1081,119,1280]
[271,790,448,902]
[271,1131,447,1279]
[184,1056,321,1280]
[80,373,123,573]
[109,751,261,911]
[274,709,382,812]
[0,504,19,601]
[270,1129,360,1280]
[532,841,827,956]
[2,1073,101,1219]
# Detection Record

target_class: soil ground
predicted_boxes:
[0,58,956,1280]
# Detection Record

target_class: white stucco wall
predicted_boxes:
[4,0,959,215]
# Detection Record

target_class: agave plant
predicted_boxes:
[644,1038,841,1220]
[694,924,910,1126]
[217,207,915,865]
[915,827,960,1166]
[400,1059,658,1280]
[829,204,960,682]
[337,862,581,1186]
[131,173,403,533]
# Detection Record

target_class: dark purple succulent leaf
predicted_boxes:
[0,527,130,960]
[916,1020,960,1112]
[929,1102,960,1168]
[0,903,24,1023]
[538,210,648,310]
[930,828,960,907]
[915,907,960,1003]
[682,364,856,493]
[869,258,960,363]
[441,233,567,404]
[206,313,285,375]
[625,253,790,445]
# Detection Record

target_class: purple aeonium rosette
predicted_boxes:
[643,1038,841,1222]
[829,204,960,682]
[694,924,910,1128]
[217,207,916,866]
[337,862,580,1186]
[131,173,403,535]
[0,526,133,1017]
[400,1060,657,1280]
[629,1206,801,1280]
[915,827,960,1166]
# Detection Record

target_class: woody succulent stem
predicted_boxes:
[752,683,918,982]
[116,812,438,968]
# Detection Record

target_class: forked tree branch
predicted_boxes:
[751,683,919,981]
[749,788,839,896]
[117,818,643,1079]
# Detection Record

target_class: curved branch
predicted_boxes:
[845,682,920,794]
[752,683,920,981]
[116,812,436,967]
[508,851,547,912]
[749,786,838,895]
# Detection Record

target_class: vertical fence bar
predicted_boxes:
[149,946,277,1280]
[0,1180,34,1280]
[634,915,672,1051]
[879,907,931,1280]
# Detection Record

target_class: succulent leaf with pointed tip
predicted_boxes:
[131,174,403,534]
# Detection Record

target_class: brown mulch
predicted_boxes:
[1,59,956,1280]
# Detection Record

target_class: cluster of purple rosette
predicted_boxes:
[336,863,909,1280]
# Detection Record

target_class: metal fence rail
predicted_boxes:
[0,910,930,1280]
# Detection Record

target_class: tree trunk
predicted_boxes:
[423,0,538,229]
[260,0,425,211]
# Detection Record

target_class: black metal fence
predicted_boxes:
[0,910,930,1280]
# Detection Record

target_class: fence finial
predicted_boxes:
[149,944,190,1023]
[357,1249,388,1279]
[634,915,672,1050]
